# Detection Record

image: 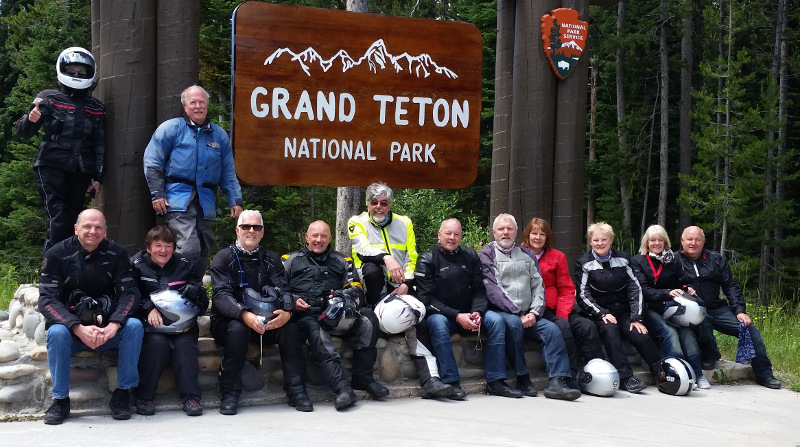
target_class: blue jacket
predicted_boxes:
[143,117,242,220]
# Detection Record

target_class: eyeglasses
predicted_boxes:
[238,224,264,231]
[369,200,390,207]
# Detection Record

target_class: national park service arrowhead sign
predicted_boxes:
[231,2,483,189]
[540,8,588,80]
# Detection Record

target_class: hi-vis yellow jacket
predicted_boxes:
[347,211,417,285]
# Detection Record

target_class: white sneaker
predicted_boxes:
[696,376,711,389]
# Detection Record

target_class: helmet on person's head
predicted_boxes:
[242,286,279,322]
[147,289,201,334]
[69,289,112,327]
[319,294,362,336]
[655,357,696,396]
[56,47,97,90]
[374,294,426,334]
[579,358,619,397]
[662,295,706,327]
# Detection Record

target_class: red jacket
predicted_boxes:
[539,248,576,319]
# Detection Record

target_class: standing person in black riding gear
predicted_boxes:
[16,47,105,253]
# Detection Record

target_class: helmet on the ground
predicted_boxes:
[69,289,113,327]
[242,286,279,322]
[662,295,706,327]
[319,294,362,336]
[56,47,97,90]
[579,358,619,397]
[147,289,201,334]
[374,294,426,334]
[655,356,696,396]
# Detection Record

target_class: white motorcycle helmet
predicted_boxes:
[147,289,201,334]
[656,357,696,396]
[662,295,706,327]
[374,294,426,334]
[56,47,97,90]
[579,358,620,397]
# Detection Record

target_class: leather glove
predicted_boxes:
[180,283,206,304]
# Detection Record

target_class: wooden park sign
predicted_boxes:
[231,2,483,188]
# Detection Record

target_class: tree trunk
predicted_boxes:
[678,1,693,230]
[92,0,158,253]
[334,0,370,254]
[616,0,631,232]
[552,0,589,263]
[156,1,199,124]
[587,57,598,234]
[772,0,787,283]
[490,0,514,224]
[657,0,668,227]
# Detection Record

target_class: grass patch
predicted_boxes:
[0,264,20,312]
[715,301,800,391]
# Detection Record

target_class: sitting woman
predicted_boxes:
[574,222,661,393]
[630,224,709,389]
[520,217,604,384]
[131,225,209,416]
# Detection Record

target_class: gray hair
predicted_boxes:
[237,210,263,226]
[180,85,209,105]
[365,183,393,205]
[492,213,517,230]
[639,224,671,255]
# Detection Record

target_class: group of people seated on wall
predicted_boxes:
[36,182,783,426]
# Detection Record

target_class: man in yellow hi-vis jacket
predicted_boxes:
[347,183,417,306]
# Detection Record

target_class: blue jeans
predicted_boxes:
[701,306,774,380]
[481,310,511,382]
[487,311,572,380]
[47,319,143,399]
[427,314,464,384]
[644,309,702,377]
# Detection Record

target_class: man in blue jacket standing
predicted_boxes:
[144,85,243,271]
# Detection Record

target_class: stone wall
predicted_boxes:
[4,283,739,418]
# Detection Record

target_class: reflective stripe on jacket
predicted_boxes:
[347,212,417,284]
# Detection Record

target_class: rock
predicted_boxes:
[0,311,8,322]
[71,365,103,382]
[23,313,40,339]
[69,386,106,403]
[106,367,118,391]
[379,348,399,382]
[0,327,13,340]
[8,300,22,330]
[14,284,34,299]
[22,287,39,307]
[199,372,218,391]
[198,355,221,373]
[156,368,176,394]
[197,337,220,355]
[0,363,37,380]
[75,351,98,359]
[197,316,211,338]
[0,383,31,403]
[463,345,485,366]
[34,321,46,345]
[0,341,21,363]
[30,346,48,361]
[400,360,418,380]
[375,337,389,349]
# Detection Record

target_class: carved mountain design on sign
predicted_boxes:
[264,39,458,79]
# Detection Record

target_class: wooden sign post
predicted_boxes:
[232,1,483,188]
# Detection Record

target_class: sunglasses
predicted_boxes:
[238,224,264,231]
[369,200,390,207]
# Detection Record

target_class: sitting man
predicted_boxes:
[210,210,312,414]
[678,226,781,389]
[347,182,416,306]
[348,182,450,399]
[414,218,489,401]
[284,220,389,408]
[479,213,581,400]
[38,208,143,424]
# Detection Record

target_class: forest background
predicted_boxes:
[0,0,798,316]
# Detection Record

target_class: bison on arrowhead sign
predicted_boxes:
[540,8,588,80]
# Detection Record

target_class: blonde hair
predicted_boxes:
[639,224,671,255]
[587,222,614,242]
